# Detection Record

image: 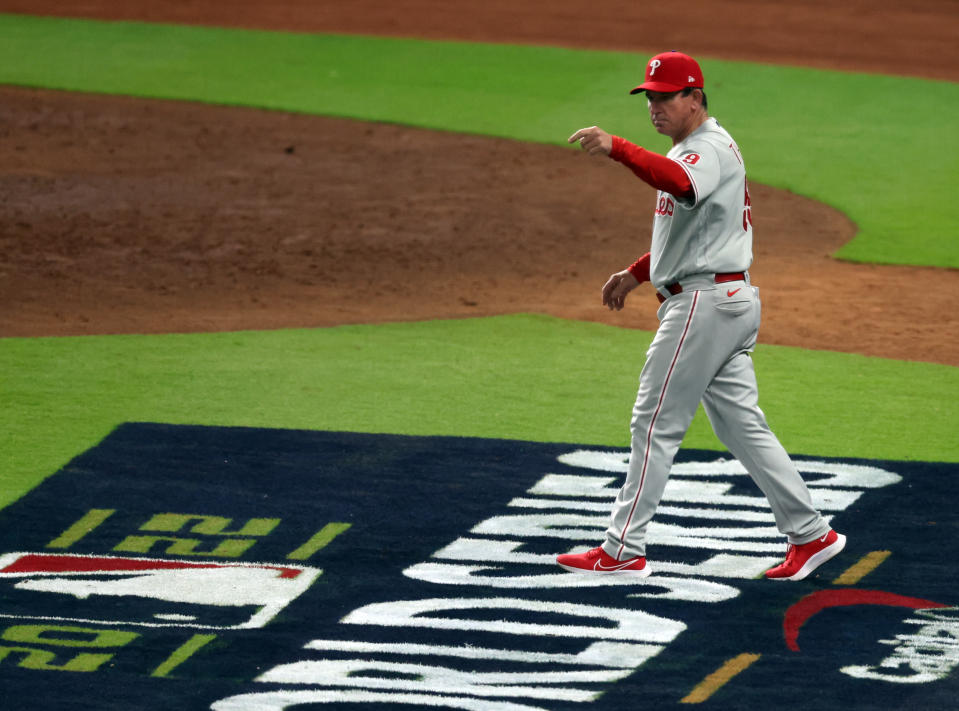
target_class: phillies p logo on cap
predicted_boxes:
[631,51,705,94]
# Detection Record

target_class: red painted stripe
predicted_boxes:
[616,291,699,559]
[783,589,949,651]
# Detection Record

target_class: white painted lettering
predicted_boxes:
[510,495,778,521]
[840,661,940,685]
[341,597,686,643]
[258,659,626,701]
[526,473,861,511]
[302,639,664,669]
[431,537,778,579]
[403,562,739,602]
[211,689,551,710]
[471,514,785,551]
[841,608,959,684]
[471,512,604,540]
[555,450,901,489]
[209,447,911,711]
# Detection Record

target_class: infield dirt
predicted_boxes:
[1,1,957,365]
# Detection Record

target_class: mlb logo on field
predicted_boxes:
[0,552,321,630]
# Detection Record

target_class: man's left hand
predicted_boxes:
[602,270,640,310]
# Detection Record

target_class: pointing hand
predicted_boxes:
[568,126,612,156]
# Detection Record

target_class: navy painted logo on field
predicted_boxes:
[0,423,955,710]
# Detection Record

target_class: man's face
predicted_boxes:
[646,90,698,139]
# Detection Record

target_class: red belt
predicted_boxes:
[656,272,746,303]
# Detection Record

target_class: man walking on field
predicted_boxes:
[557,50,846,581]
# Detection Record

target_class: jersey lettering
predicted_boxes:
[656,195,675,217]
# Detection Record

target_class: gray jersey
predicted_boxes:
[649,117,753,287]
[604,120,828,563]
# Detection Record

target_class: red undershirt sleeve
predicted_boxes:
[627,252,651,283]
[609,135,694,199]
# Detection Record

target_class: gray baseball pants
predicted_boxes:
[603,276,830,560]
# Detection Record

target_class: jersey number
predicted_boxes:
[742,183,753,231]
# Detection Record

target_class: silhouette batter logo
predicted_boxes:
[0,552,321,630]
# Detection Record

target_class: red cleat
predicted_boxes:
[556,546,651,577]
[765,530,847,581]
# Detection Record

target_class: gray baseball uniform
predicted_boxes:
[603,118,830,560]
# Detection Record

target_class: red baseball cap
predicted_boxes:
[630,51,704,94]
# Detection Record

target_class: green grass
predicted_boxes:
[0,13,956,268]
[0,15,956,511]
[2,315,956,510]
